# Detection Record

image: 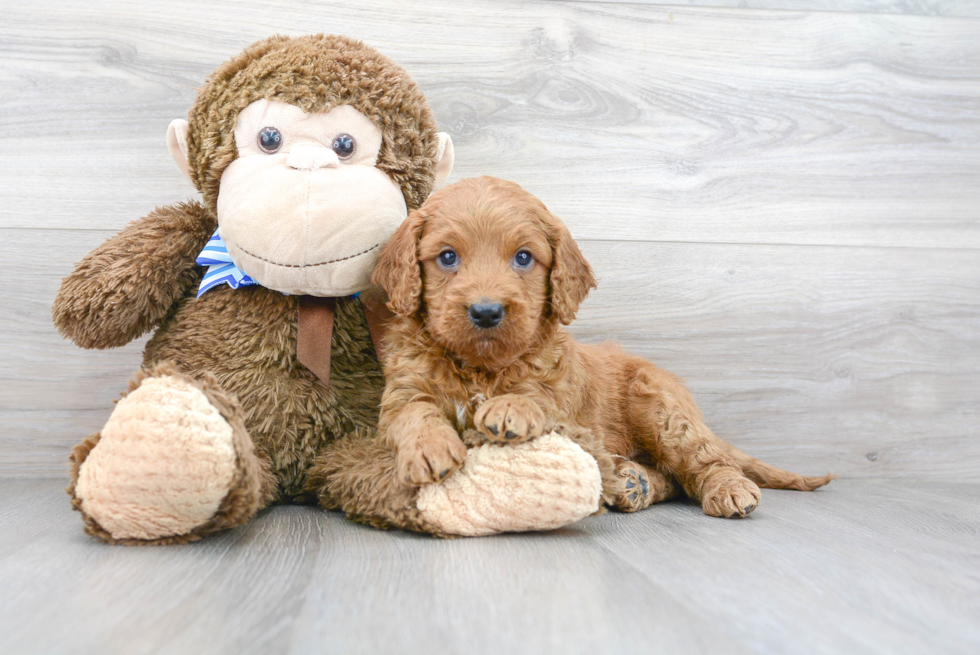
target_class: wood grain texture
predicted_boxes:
[0,1,978,247]
[1,0,978,479]
[552,1,980,19]
[0,478,977,654]
[3,228,977,480]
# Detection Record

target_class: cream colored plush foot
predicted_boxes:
[415,431,602,537]
[75,375,238,541]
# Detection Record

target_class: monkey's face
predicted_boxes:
[167,36,455,297]
[215,99,409,296]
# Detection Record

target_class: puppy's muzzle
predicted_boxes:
[468,301,505,329]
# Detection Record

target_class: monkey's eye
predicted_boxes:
[513,250,534,269]
[257,127,283,153]
[332,133,356,160]
[437,249,459,270]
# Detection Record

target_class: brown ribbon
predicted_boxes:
[296,290,395,387]
[297,296,336,386]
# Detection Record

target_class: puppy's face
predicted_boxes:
[418,193,553,367]
[373,176,596,370]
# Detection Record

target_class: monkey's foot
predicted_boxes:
[71,368,260,543]
[416,431,602,536]
[700,469,761,519]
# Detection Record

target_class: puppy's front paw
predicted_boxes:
[474,394,547,444]
[396,426,467,486]
[701,472,761,518]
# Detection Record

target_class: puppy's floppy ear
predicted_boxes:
[373,208,427,316]
[546,212,596,325]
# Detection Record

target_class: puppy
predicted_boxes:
[372,176,832,518]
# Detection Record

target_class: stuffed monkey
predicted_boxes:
[52,35,603,544]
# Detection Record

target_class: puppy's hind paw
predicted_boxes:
[611,461,678,512]
[701,473,761,518]
[612,461,652,512]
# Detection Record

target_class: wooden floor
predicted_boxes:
[0,478,977,654]
[2,0,979,652]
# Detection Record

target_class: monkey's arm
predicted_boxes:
[53,200,216,349]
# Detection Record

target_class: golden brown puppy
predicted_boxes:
[373,176,832,518]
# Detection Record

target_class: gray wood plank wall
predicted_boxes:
[549,0,980,19]
[1,0,978,479]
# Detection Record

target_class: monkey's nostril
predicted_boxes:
[468,302,505,329]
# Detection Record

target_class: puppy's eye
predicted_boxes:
[437,249,459,269]
[513,250,534,269]
[258,127,283,153]
[332,133,356,160]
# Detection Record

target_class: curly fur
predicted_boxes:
[373,177,834,517]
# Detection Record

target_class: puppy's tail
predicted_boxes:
[724,443,835,491]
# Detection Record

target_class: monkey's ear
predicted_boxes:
[548,217,597,325]
[372,209,427,317]
[167,119,192,181]
[433,133,454,190]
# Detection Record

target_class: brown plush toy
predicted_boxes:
[52,34,603,544]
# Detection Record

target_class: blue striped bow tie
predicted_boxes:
[196,230,361,301]
[196,230,258,298]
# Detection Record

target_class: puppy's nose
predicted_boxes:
[468,302,505,329]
